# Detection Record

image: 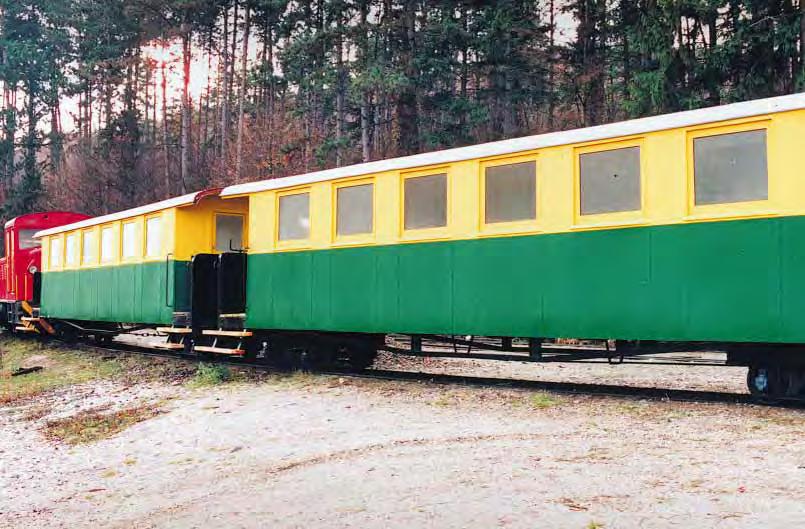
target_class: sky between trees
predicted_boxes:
[0,0,803,222]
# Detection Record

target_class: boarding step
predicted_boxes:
[15,325,37,333]
[156,327,193,334]
[194,345,246,356]
[153,342,186,350]
[202,329,253,338]
[21,316,40,323]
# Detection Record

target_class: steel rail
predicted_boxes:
[33,335,804,409]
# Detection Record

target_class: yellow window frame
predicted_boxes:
[331,177,376,247]
[479,152,540,237]
[144,213,163,260]
[399,165,451,242]
[685,119,774,221]
[49,234,64,270]
[573,137,647,229]
[120,220,141,262]
[81,228,99,267]
[213,211,246,253]
[64,232,80,269]
[99,223,119,265]
[275,186,313,251]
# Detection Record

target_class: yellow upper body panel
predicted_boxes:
[42,196,249,272]
[241,108,805,255]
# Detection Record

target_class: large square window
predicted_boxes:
[579,146,641,215]
[337,184,373,236]
[278,193,310,241]
[485,161,536,224]
[404,174,447,230]
[693,129,768,205]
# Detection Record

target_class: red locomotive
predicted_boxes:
[0,212,89,328]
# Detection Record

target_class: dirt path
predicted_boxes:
[2,359,804,529]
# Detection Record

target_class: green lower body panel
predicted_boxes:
[40,260,190,325]
[246,216,805,343]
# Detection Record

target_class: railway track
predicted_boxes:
[43,334,805,409]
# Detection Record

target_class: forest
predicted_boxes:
[0,0,803,220]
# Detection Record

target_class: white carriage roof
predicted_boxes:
[221,92,805,197]
[34,190,213,238]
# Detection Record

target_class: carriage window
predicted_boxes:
[18,229,40,249]
[216,214,244,252]
[485,161,536,224]
[122,222,138,259]
[337,183,373,236]
[65,233,78,266]
[693,129,768,205]
[146,217,162,257]
[579,146,641,215]
[101,226,115,263]
[82,230,97,265]
[404,173,447,230]
[278,192,310,241]
[49,238,62,268]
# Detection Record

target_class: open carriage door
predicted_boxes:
[215,213,247,318]
[191,254,219,328]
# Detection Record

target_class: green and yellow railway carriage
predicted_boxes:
[36,190,248,329]
[224,94,804,340]
[221,93,805,396]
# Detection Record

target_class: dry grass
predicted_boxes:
[529,392,561,409]
[0,338,121,405]
[0,336,195,405]
[42,404,162,445]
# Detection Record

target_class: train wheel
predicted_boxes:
[747,366,793,400]
[342,345,378,372]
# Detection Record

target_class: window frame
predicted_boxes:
[331,177,376,246]
[686,119,774,220]
[121,221,140,261]
[214,212,246,253]
[479,153,540,236]
[49,235,63,270]
[400,166,451,241]
[100,224,118,264]
[275,187,313,249]
[144,214,163,259]
[65,232,79,268]
[81,228,98,266]
[573,137,646,228]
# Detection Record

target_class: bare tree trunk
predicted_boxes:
[229,0,239,107]
[151,63,157,141]
[548,0,556,128]
[335,17,345,167]
[235,4,250,181]
[359,0,371,162]
[360,94,371,162]
[220,4,230,167]
[265,20,275,177]
[162,60,170,198]
[180,26,191,194]
[800,0,805,87]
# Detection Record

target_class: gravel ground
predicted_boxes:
[373,351,748,394]
[1,352,804,529]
